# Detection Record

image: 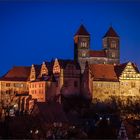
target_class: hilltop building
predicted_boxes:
[74,25,120,72]
[0,24,140,114]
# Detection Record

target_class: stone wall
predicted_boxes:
[92,81,120,101]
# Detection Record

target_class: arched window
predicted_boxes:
[81,41,87,48]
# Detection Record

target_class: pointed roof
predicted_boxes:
[114,62,139,77]
[75,24,90,36]
[103,26,119,38]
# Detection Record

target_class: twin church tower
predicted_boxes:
[74,24,120,72]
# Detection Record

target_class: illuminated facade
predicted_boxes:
[82,62,140,102]
[0,24,140,114]
[0,59,81,112]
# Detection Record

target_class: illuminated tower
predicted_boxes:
[74,24,90,71]
[102,26,120,64]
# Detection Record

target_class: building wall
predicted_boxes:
[88,63,140,102]
[91,81,120,101]
[60,68,81,96]
[29,81,47,102]
[0,81,28,107]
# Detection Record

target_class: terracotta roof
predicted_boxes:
[75,24,90,36]
[89,50,107,57]
[0,66,31,81]
[89,64,118,81]
[103,26,119,38]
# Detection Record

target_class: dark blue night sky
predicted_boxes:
[0,1,140,76]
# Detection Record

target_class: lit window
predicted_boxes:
[131,82,135,88]
[111,41,117,48]
[32,90,34,94]
[82,52,86,57]
[81,41,87,48]
[111,52,115,58]
[21,84,24,87]
[6,83,10,87]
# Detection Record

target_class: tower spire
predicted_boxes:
[103,26,119,38]
[74,24,90,36]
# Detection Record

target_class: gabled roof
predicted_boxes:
[75,24,90,36]
[114,62,139,77]
[89,50,107,57]
[89,64,118,81]
[103,26,119,38]
[0,66,31,81]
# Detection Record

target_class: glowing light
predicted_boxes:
[99,117,102,120]
[35,130,39,134]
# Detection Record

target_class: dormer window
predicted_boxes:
[40,62,48,76]
[53,58,60,74]
[30,64,36,81]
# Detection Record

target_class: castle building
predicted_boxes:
[82,62,140,101]
[74,24,120,72]
[0,58,81,113]
[0,24,140,114]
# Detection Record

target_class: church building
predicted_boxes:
[74,24,120,72]
[0,24,140,114]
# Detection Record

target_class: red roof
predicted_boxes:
[103,26,119,38]
[0,66,31,81]
[89,64,118,81]
[89,50,106,57]
[75,24,90,36]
